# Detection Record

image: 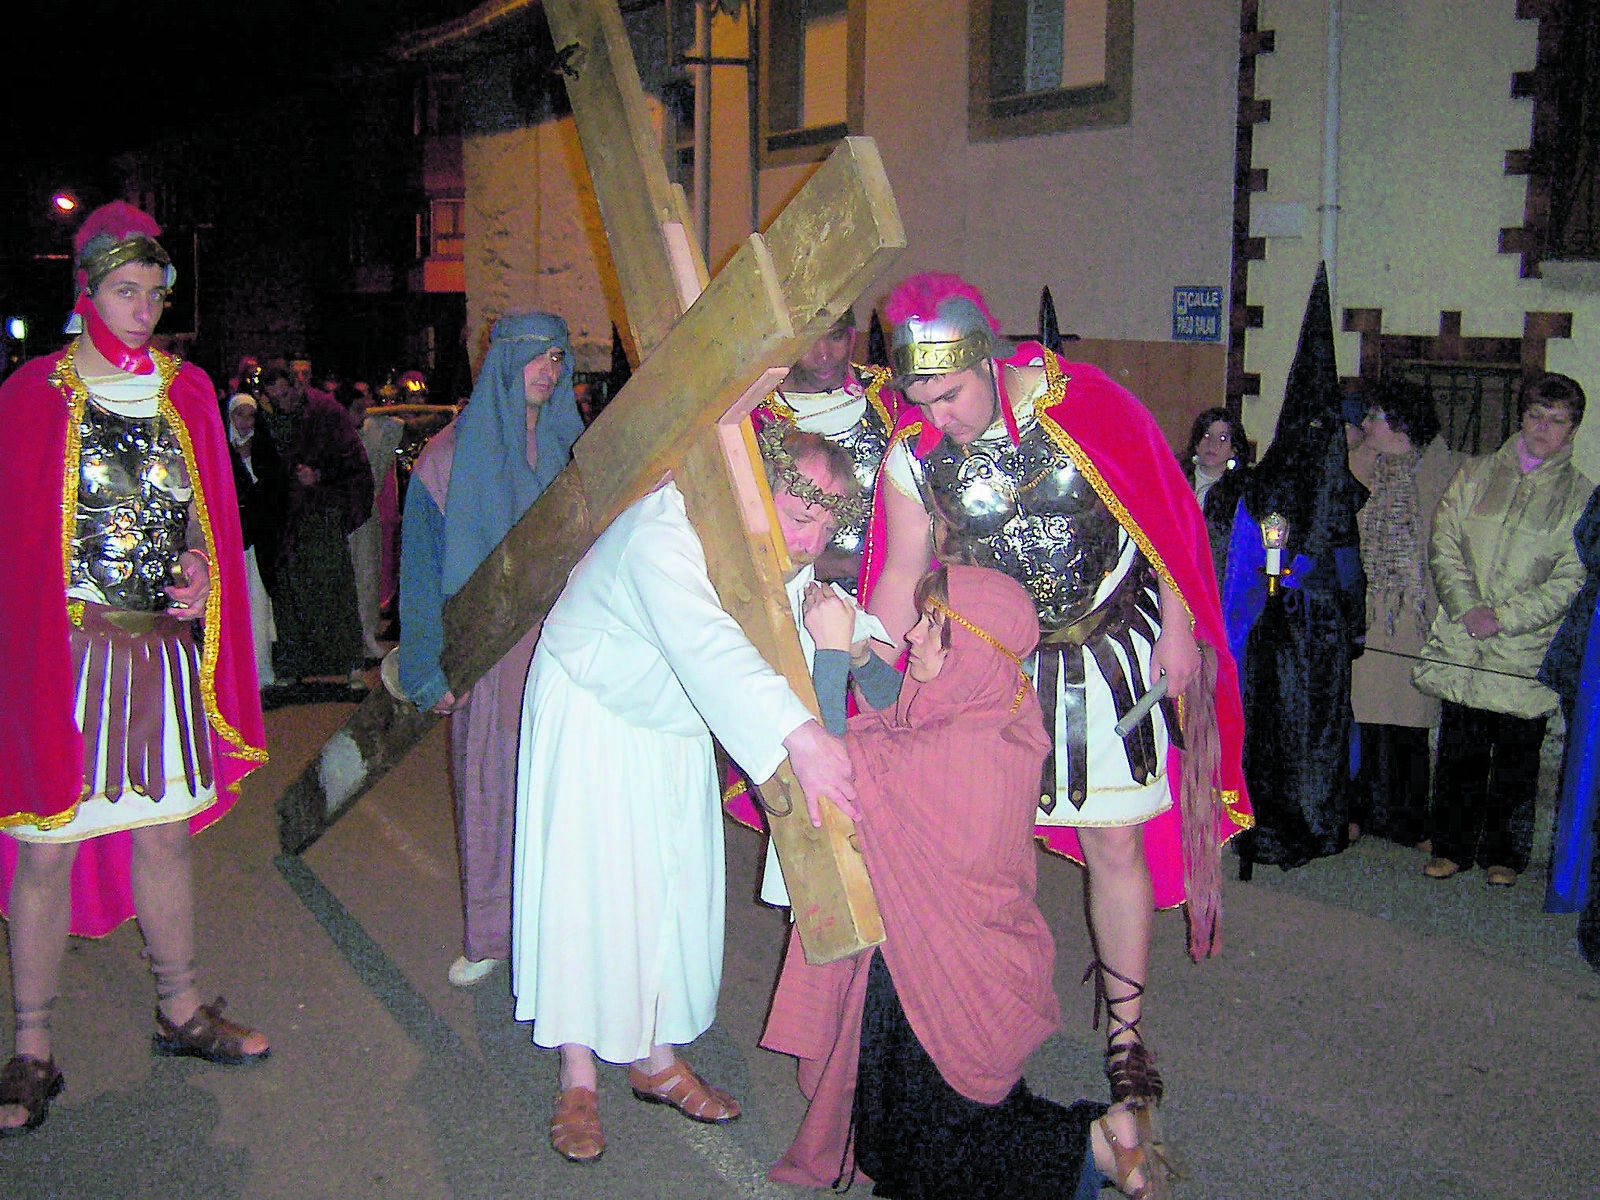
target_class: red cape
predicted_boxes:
[0,346,267,936]
[859,344,1252,911]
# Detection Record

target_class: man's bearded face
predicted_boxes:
[773,453,843,578]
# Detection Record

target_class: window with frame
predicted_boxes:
[759,0,863,167]
[1545,1,1600,261]
[969,0,1133,142]
[429,199,465,260]
[1392,361,1520,456]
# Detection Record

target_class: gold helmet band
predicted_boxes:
[888,300,1010,389]
[80,234,174,295]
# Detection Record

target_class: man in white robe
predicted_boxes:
[513,427,859,1163]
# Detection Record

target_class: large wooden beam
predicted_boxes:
[280,0,901,963]
[276,141,901,876]
[678,424,885,959]
[542,0,706,357]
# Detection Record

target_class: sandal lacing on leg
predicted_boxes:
[1085,959,1164,1106]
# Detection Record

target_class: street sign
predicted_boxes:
[1173,285,1223,342]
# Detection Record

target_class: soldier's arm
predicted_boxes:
[867,474,933,658]
[1150,576,1201,695]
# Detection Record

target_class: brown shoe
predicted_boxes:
[628,1059,740,1124]
[1423,856,1461,879]
[550,1086,603,1163]
[0,1055,64,1138]
[1095,1102,1177,1199]
[1486,865,1518,887]
[152,997,270,1065]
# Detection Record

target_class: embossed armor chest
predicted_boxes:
[72,399,193,611]
[918,414,1121,630]
[823,402,891,560]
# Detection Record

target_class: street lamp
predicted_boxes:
[3,317,27,379]
[52,193,79,214]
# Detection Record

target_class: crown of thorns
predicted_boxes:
[756,420,867,524]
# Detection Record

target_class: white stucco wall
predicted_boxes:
[1248,0,1600,474]
[733,1,1241,355]
[462,114,656,376]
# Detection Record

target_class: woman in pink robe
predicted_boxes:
[764,565,1171,1198]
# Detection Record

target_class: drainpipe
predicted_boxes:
[694,0,712,266]
[1321,0,1341,305]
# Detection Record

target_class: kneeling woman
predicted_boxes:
[764,564,1170,1198]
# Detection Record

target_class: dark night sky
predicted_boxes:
[4,1,474,167]
[0,0,482,369]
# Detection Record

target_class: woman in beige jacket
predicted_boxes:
[1348,382,1462,848]
[1412,373,1593,885]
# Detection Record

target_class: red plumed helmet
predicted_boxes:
[884,271,1001,333]
[73,200,163,258]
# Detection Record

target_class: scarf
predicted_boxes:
[1358,444,1427,635]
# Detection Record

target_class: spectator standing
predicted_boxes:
[1538,486,1600,926]
[1180,406,1251,593]
[351,384,405,660]
[259,362,372,689]
[225,393,285,688]
[1413,373,1592,885]
[1347,381,1462,847]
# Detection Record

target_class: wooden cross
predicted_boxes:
[275,0,901,963]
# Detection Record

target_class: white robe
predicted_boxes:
[512,483,813,1063]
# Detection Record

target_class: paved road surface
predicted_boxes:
[3,703,1593,1198]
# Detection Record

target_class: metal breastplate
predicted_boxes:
[820,403,891,561]
[71,399,193,612]
[918,412,1120,630]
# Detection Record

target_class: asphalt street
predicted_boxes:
[3,701,1593,1199]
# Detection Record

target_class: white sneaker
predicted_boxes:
[448,955,503,987]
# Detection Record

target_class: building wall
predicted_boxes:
[1246,1,1600,475]
[462,110,667,376]
[446,2,1599,472]
[451,3,1242,420]
[699,0,1242,416]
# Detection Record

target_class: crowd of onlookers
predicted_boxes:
[214,352,610,704]
[218,355,457,701]
[1183,374,1599,957]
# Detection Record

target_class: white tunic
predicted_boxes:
[512,483,813,1062]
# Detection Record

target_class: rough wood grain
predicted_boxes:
[279,0,903,962]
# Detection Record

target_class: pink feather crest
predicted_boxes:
[73,201,162,257]
[884,272,1001,333]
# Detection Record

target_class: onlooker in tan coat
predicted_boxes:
[1348,381,1463,847]
[1412,373,1593,885]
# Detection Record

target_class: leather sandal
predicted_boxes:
[152,997,270,1065]
[1097,1104,1176,1200]
[550,1086,604,1163]
[628,1059,740,1124]
[0,1054,64,1138]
